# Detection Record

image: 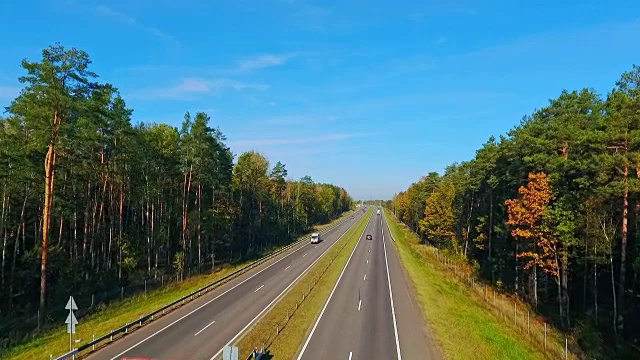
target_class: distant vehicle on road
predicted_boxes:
[366,234,373,240]
[311,232,321,244]
[377,209,381,215]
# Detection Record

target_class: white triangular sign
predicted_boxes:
[65,312,78,334]
[65,312,78,325]
[65,296,78,311]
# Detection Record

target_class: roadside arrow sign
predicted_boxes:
[65,311,78,334]
[65,296,78,311]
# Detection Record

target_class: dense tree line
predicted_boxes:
[0,44,352,345]
[388,66,640,358]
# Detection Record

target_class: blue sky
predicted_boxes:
[2,0,640,200]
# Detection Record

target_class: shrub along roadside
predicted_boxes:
[235,208,373,359]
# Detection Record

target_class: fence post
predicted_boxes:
[514,301,517,326]
[110,331,113,341]
[38,310,40,330]
[91,294,95,309]
[565,336,568,360]
[544,323,547,351]
[527,311,530,335]
[161,275,164,287]
[144,280,147,295]
[121,286,124,300]
[493,290,496,305]
[92,334,96,350]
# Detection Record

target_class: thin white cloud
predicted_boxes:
[259,114,338,125]
[228,132,380,147]
[131,77,269,100]
[237,54,294,72]
[95,5,178,44]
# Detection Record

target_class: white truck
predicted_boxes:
[311,232,321,244]
[377,209,381,215]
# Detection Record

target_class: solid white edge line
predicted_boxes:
[349,351,353,360]
[382,221,402,360]
[211,211,373,360]
[108,214,359,360]
[254,284,265,292]
[296,212,372,360]
[194,320,216,336]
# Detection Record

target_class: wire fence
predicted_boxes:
[383,211,580,360]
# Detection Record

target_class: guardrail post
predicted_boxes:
[92,334,95,350]
[125,324,128,333]
[139,315,142,325]
[110,331,113,341]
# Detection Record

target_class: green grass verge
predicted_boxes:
[384,209,550,360]
[235,208,373,359]
[1,212,355,360]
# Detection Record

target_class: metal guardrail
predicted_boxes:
[53,349,77,360]
[52,210,359,359]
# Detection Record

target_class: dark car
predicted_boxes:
[366,234,372,240]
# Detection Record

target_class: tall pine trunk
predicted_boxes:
[618,159,629,333]
[40,110,60,328]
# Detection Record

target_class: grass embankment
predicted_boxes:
[384,209,561,360]
[2,211,355,360]
[236,208,373,359]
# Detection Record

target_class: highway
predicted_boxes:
[297,207,442,360]
[87,208,370,360]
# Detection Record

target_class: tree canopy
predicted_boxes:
[388,67,640,358]
[0,44,353,348]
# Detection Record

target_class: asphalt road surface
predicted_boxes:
[297,207,442,360]
[87,208,369,360]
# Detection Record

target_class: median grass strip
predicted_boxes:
[384,209,549,360]
[236,208,373,359]
[1,212,355,360]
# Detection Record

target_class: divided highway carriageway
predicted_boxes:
[87,209,369,360]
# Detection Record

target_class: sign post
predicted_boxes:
[65,296,78,352]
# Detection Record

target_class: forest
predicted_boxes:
[387,66,640,358]
[0,44,352,348]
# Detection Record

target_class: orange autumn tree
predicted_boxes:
[505,172,559,306]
